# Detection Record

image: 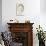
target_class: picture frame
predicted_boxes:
[16,3,24,16]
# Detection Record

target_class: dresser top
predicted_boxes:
[7,23,34,25]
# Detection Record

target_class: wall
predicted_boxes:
[40,0,46,31]
[2,0,40,30]
[0,0,2,32]
[2,0,46,46]
[40,0,46,13]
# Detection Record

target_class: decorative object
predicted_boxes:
[0,32,5,46]
[9,19,19,23]
[36,25,45,46]
[16,0,24,16]
[1,31,12,46]
[44,31,46,40]
[25,20,30,23]
[10,20,13,21]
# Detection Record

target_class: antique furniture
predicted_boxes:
[16,0,24,16]
[7,22,34,46]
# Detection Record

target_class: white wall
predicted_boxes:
[40,0,46,13]
[2,0,40,31]
[2,0,46,46]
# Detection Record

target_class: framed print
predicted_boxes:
[16,4,24,16]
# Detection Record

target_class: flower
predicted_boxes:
[36,25,45,41]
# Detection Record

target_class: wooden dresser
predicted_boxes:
[7,23,34,46]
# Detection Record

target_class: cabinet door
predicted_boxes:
[11,32,28,46]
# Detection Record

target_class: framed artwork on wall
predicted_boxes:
[16,0,24,16]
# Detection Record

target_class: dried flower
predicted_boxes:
[36,25,45,41]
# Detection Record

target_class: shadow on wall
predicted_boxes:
[0,0,2,32]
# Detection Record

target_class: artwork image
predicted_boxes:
[16,4,24,16]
